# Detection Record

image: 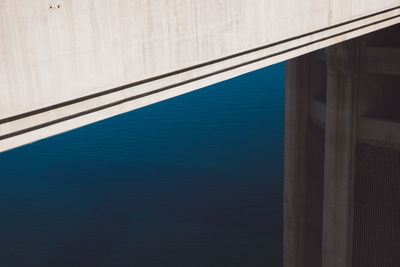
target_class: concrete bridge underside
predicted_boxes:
[1,1,400,152]
[2,2,400,267]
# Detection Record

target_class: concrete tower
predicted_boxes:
[284,24,400,267]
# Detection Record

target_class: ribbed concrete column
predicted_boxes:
[284,55,311,267]
[322,40,360,267]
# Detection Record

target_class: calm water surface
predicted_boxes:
[0,63,285,267]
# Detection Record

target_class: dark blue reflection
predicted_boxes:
[0,63,285,267]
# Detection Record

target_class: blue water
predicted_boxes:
[0,63,285,267]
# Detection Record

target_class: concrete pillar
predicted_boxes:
[284,55,311,267]
[322,40,360,267]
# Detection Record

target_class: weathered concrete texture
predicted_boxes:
[284,52,326,267]
[322,40,360,267]
[1,1,400,152]
[284,56,311,267]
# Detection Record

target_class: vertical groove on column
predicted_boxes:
[304,122,325,267]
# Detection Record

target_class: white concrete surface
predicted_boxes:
[1,1,400,152]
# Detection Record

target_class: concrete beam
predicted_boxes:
[362,46,400,75]
[1,1,400,151]
[360,116,400,146]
